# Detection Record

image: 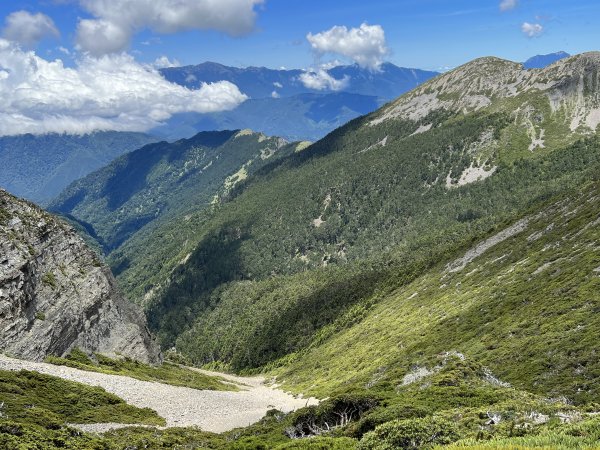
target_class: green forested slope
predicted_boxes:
[172,130,600,368]
[55,55,600,369]
[49,130,299,300]
[50,130,295,251]
[146,54,600,356]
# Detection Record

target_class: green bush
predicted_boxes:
[66,347,94,365]
[359,417,460,450]
[41,272,57,288]
[275,437,359,449]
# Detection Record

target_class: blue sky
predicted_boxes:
[1,0,599,137]
[1,0,599,70]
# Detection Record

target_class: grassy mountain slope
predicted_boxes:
[174,133,600,368]
[0,369,163,448]
[12,52,600,450]
[141,53,600,353]
[49,129,300,304]
[0,131,156,204]
[276,179,600,404]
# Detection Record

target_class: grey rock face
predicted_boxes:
[0,189,159,363]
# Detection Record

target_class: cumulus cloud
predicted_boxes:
[0,39,247,136]
[499,0,518,12]
[521,22,543,37]
[76,18,130,55]
[152,55,180,68]
[2,11,60,47]
[319,59,344,70]
[75,0,264,55]
[299,69,349,91]
[273,81,283,88]
[306,23,388,70]
[271,90,280,98]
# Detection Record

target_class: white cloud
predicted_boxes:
[306,23,388,70]
[76,0,264,56]
[299,69,349,91]
[273,81,283,88]
[499,0,518,12]
[521,22,543,38]
[271,90,280,98]
[152,55,180,68]
[2,11,60,47]
[76,18,130,55]
[319,59,344,70]
[0,39,247,136]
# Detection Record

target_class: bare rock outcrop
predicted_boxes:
[370,52,600,134]
[0,189,159,362]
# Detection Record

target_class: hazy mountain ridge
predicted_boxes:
[0,132,157,205]
[160,61,438,99]
[153,92,383,142]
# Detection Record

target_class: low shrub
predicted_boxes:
[359,416,460,450]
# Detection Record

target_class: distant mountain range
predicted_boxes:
[160,62,438,100]
[158,62,438,141]
[158,54,572,141]
[523,51,571,69]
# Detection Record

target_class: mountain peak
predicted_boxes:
[523,51,571,69]
[370,51,600,137]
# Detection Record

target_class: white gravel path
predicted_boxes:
[0,354,318,433]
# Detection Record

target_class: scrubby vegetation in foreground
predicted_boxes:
[5,356,600,449]
[0,369,164,448]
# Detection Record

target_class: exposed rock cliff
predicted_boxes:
[0,189,159,362]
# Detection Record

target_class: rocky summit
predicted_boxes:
[0,189,159,363]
